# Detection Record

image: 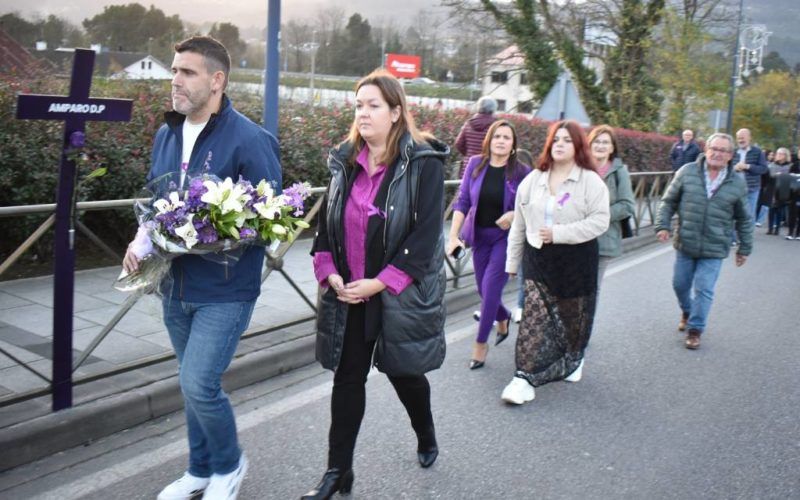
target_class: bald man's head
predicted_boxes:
[736,128,751,148]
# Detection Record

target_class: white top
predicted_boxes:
[543,195,556,227]
[505,166,610,275]
[180,120,207,188]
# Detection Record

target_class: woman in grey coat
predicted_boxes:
[588,125,635,284]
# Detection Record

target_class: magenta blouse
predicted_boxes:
[312,146,412,295]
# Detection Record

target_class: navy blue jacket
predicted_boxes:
[735,145,768,192]
[670,140,701,171]
[148,95,282,302]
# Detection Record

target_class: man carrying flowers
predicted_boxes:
[122,36,282,500]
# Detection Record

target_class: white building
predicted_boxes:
[481,45,535,114]
[109,54,172,80]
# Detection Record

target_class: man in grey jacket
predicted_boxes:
[655,133,753,350]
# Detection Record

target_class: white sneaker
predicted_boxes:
[202,454,248,500]
[512,307,522,323]
[564,359,584,383]
[157,472,210,500]
[501,377,535,404]
[786,235,795,240]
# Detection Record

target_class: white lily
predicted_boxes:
[153,191,184,214]
[174,214,199,249]
[256,179,274,199]
[200,178,251,215]
[253,200,281,220]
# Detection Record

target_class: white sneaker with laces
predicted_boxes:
[157,472,210,500]
[512,307,522,323]
[564,359,584,383]
[202,454,248,500]
[501,376,535,404]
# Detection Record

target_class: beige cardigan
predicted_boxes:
[506,166,610,274]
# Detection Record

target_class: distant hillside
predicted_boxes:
[746,0,800,66]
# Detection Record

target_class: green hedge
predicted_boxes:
[1,76,673,262]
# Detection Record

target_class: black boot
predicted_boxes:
[416,425,439,468]
[300,468,354,499]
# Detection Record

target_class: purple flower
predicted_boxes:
[283,182,310,216]
[156,209,187,237]
[239,228,257,240]
[185,177,208,210]
[193,218,219,244]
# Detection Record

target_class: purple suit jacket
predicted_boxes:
[454,155,531,246]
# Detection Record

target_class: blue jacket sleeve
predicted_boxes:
[748,150,768,176]
[239,127,282,194]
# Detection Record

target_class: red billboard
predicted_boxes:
[385,53,421,79]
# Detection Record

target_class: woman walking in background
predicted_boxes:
[587,125,635,285]
[502,120,609,405]
[448,120,531,369]
[303,70,449,499]
[766,147,792,236]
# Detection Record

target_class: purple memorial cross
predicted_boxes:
[16,49,133,411]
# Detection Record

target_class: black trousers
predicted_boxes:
[328,303,433,470]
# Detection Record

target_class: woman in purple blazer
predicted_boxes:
[447,120,531,369]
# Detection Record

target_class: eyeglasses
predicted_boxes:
[708,147,732,154]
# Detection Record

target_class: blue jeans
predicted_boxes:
[672,251,723,333]
[163,298,256,477]
[516,261,525,309]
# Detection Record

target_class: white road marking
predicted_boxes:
[29,243,673,499]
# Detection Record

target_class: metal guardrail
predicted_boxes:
[0,171,673,408]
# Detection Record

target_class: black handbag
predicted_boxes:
[614,168,634,238]
[620,216,634,238]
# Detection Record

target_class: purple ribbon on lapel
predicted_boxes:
[557,192,571,207]
[366,204,386,219]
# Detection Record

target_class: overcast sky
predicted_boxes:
[0,0,442,32]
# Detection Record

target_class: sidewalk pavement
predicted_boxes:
[0,231,656,471]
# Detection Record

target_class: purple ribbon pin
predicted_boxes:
[366,204,386,219]
[557,192,571,207]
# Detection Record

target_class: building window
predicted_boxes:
[148,61,152,69]
[519,72,528,85]
[491,71,508,83]
[496,99,506,111]
[141,61,146,69]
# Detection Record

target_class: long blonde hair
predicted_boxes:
[345,69,430,166]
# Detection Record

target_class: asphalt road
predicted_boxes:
[1,234,799,500]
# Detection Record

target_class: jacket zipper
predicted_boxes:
[383,145,411,248]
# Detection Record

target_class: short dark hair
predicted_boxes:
[174,36,231,88]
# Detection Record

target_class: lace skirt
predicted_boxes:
[515,239,599,387]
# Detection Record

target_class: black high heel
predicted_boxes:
[300,468,354,499]
[495,320,509,346]
[417,426,439,468]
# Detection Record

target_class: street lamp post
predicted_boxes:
[725,0,745,134]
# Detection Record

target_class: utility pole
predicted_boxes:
[263,0,280,136]
[725,0,745,134]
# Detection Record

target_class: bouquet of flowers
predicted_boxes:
[116,173,311,293]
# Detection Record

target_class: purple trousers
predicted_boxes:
[472,226,511,343]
